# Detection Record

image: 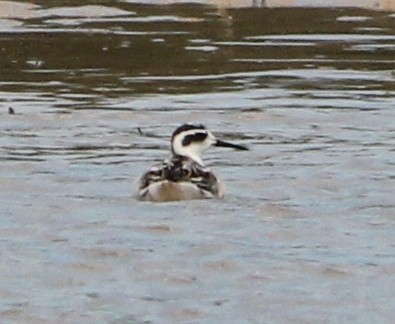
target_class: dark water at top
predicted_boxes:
[1,1,395,323]
[2,3,395,100]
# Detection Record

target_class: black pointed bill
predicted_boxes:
[215,139,249,151]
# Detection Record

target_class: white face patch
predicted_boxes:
[171,129,216,165]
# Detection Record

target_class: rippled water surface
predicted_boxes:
[1,1,395,322]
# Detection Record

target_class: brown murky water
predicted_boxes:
[1,1,395,323]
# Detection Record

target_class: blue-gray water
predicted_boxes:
[1,1,395,322]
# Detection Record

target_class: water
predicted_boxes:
[1,1,395,322]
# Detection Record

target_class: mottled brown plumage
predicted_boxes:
[135,124,248,202]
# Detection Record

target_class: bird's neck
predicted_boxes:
[171,153,204,166]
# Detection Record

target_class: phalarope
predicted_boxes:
[135,124,248,202]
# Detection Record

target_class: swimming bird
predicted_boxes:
[135,124,248,202]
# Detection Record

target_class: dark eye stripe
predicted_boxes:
[182,132,208,146]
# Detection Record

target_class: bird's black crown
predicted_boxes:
[171,124,206,139]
